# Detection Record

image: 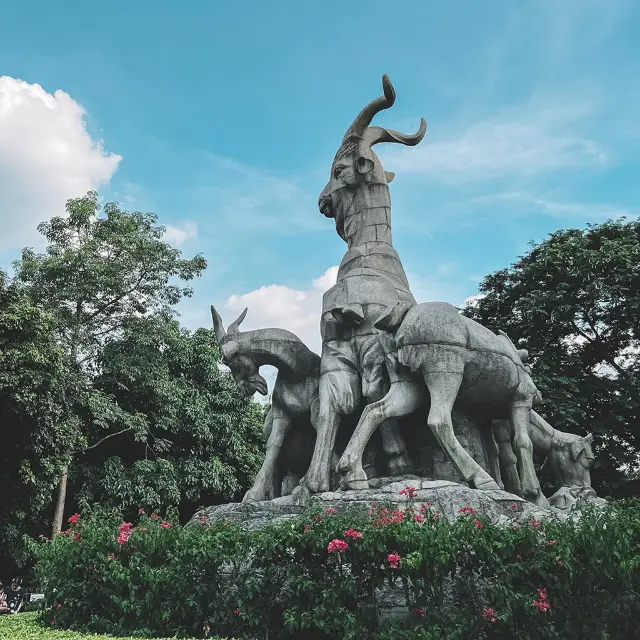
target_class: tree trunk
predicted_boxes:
[51,464,69,538]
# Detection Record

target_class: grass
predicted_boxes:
[0,612,213,639]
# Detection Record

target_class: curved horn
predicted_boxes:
[365,117,427,148]
[210,305,226,343]
[342,74,396,142]
[227,307,248,335]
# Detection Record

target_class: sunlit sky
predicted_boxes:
[1,1,638,372]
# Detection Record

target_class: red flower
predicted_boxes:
[414,608,425,617]
[510,503,518,511]
[532,599,551,612]
[327,539,348,553]
[344,528,363,540]
[400,486,417,498]
[160,521,171,529]
[304,524,312,533]
[68,513,80,525]
[57,604,62,609]
[325,507,337,515]
[530,519,541,529]
[151,513,159,520]
[387,553,401,568]
[51,619,56,626]
[234,608,240,615]
[537,588,548,600]
[391,508,405,523]
[73,532,81,542]
[547,539,557,546]
[414,513,425,524]
[474,518,484,529]
[434,513,441,519]
[459,506,476,515]
[516,554,523,560]
[117,522,134,544]
[482,607,498,623]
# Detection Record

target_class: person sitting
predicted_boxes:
[4,577,24,614]
[0,581,10,615]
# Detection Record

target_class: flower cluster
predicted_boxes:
[327,539,348,553]
[459,506,477,515]
[532,587,550,612]
[68,513,81,526]
[344,528,362,540]
[482,606,498,623]
[117,522,133,545]
[399,486,417,498]
[387,553,401,569]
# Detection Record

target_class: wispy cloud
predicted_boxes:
[163,221,198,246]
[385,98,607,184]
[469,192,637,220]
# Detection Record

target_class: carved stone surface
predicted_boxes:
[192,476,574,531]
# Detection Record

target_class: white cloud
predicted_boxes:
[385,99,606,184]
[163,222,198,246]
[223,266,338,355]
[0,76,121,250]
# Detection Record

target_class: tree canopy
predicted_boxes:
[463,218,640,494]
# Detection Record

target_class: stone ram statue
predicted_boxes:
[337,301,550,507]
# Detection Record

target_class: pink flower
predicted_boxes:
[557,561,564,567]
[474,518,484,529]
[327,539,348,553]
[537,588,548,600]
[510,503,518,511]
[234,608,240,615]
[57,604,62,609]
[138,508,145,515]
[547,540,557,546]
[533,599,551,612]
[400,486,417,498]
[459,506,476,515]
[52,619,56,626]
[388,553,401,569]
[344,528,363,540]
[414,514,425,524]
[530,519,541,529]
[482,607,498,623]
[434,513,441,519]
[151,513,159,520]
[516,554,523,560]
[73,532,81,543]
[108,553,116,560]
[117,522,133,544]
[68,513,80,525]
[325,507,337,515]
[199,515,209,524]
[160,521,171,529]
[391,508,405,523]
[304,525,312,533]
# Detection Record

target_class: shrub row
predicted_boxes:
[32,495,640,639]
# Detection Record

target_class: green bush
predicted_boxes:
[32,497,640,639]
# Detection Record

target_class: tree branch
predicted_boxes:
[81,427,134,453]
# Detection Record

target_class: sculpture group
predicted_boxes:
[212,75,602,512]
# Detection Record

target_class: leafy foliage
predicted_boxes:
[463,218,640,494]
[33,496,640,639]
[0,272,82,570]
[73,312,266,517]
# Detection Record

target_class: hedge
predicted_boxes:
[31,495,640,639]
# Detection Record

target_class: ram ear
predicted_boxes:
[584,433,593,445]
[385,171,396,183]
[356,156,375,174]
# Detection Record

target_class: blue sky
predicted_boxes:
[1,0,639,358]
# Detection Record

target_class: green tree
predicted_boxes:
[0,271,81,571]
[72,312,266,519]
[14,191,207,534]
[463,218,640,494]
